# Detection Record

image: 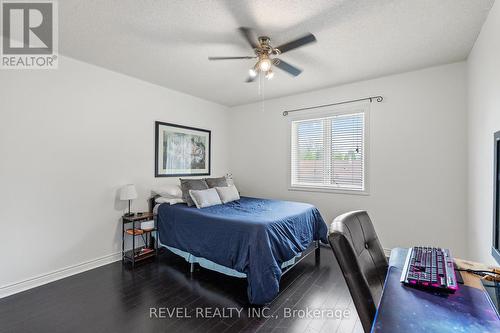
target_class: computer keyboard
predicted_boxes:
[400,246,458,292]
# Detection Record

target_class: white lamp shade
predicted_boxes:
[120,184,138,200]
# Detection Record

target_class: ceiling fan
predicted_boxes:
[208,27,317,82]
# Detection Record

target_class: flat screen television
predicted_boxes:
[493,131,500,264]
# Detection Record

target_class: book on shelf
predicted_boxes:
[136,248,154,256]
[126,229,144,235]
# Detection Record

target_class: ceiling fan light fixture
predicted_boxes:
[265,70,274,80]
[249,68,257,78]
[258,58,272,72]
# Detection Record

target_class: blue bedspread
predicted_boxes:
[157,196,328,304]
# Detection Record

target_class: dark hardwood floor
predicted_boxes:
[0,247,362,333]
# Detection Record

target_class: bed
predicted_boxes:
[152,196,328,304]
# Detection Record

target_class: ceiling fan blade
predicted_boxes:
[238,27,258,49]
[273,59,302,76]
[276,33,316,54]
[208,56,257,60]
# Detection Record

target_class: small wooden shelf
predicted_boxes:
[126,228,156,236]
[122,212,157,268]
[123,247,156,263]
[122,212,154,223]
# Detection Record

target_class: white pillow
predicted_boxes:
[215,185,240,204]
[152,184,182,198]
[155,197,185,205]
[189,188,222,209]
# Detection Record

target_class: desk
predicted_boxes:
[371,248,500,332]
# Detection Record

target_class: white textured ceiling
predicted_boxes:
[59,0,495,106]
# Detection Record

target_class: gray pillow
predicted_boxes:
[180,179,209,206]
[215,185,240,204]
[189,188,222,209]
[205,176,228,188]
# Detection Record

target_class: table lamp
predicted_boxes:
[120,184,137,217]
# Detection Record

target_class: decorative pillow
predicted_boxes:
[189,188,222,209]
[205,176,228,188]
[215,185,240,204]
[152,184,183,198]
[155,197,185,205]
[180,179,209,206]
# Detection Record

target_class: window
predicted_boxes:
[289,106,368,193]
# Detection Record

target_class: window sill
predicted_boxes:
[288,186,369,196]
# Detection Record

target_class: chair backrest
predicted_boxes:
[328,210,388,333]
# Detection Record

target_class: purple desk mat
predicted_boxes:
[372,249,500,333]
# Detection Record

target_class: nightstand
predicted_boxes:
[122,212,157,267]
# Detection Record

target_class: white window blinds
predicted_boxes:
[290,110,367,192]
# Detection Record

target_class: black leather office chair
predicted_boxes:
[328,211,388,333]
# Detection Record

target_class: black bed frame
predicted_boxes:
[148,196,321,275]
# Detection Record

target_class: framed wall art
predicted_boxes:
[155,121,211,177]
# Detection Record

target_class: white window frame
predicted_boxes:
[287,103,370,195]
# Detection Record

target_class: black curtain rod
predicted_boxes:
[282,95,384,116]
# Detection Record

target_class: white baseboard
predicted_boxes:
[0,252,121,299]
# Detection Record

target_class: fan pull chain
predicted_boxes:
[259,74,265,112]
